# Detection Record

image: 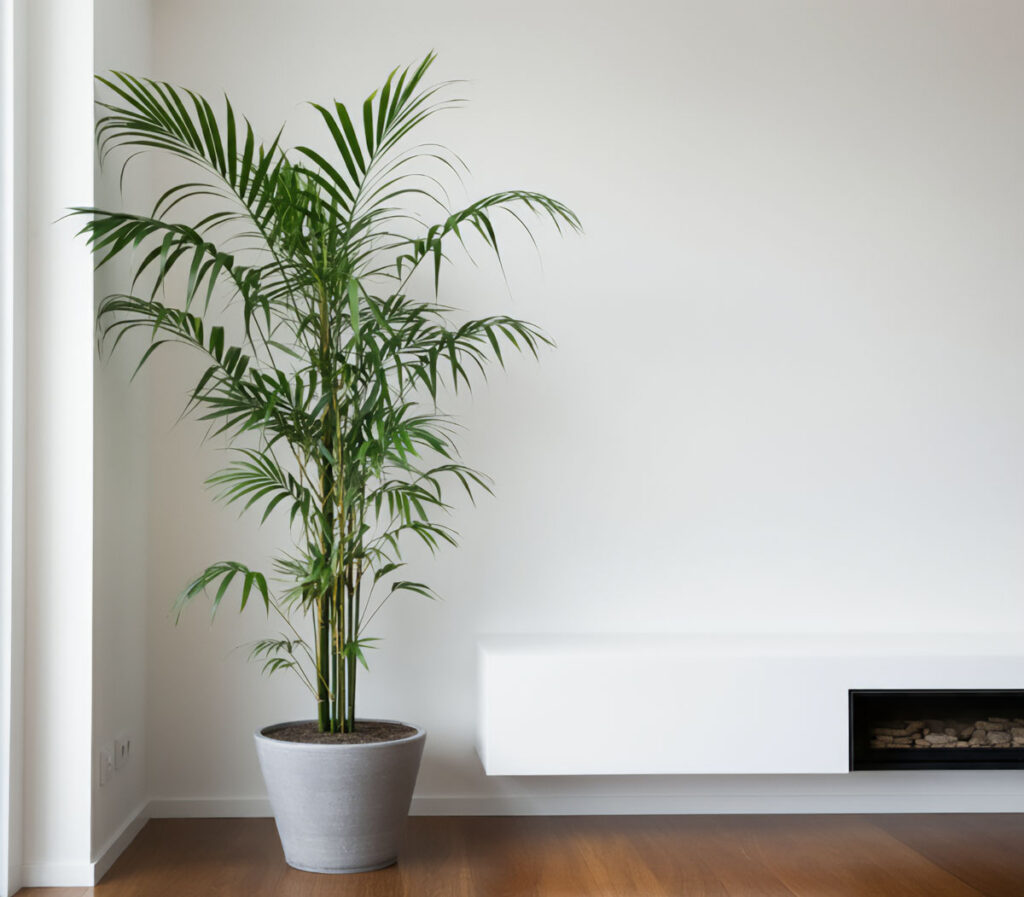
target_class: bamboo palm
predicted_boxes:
[76,54,579,734]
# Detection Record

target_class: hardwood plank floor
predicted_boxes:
[872,814,1024,897]
[16,814,1024,897]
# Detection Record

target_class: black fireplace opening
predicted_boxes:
[849,689,1024,770]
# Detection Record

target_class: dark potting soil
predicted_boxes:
[264,720,417,745]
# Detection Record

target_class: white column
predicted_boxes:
[0,0,26,892]
[17,0,96,887]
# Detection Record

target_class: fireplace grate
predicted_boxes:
[849,689,1024,771]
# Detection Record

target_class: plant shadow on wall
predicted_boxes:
[72,54,578,873]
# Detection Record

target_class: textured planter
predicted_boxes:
[254,719,426,874]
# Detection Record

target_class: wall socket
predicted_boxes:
[99,744,114,786]
[114,734,131,770]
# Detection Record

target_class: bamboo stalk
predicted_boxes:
[347,569,360,731]
[316,594,330,732]
[334,572,345,732]
[317,284,337,733]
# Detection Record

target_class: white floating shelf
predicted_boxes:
[476,634,1024,776]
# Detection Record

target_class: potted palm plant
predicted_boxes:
[76,54,578,873]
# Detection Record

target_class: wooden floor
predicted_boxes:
[18,814,1024,896]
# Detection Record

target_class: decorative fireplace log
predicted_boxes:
[869,717,1024,749]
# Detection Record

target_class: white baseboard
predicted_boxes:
[146,790,1024,818]
[19,801,149,888]
[19,862,96,888]
[92,800,149,882]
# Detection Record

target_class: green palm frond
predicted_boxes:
[207,449,321,528]
[176,561,270,621]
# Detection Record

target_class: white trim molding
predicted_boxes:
[146,780,1024,821]
[91,801,149,884]
[19,802,147,887]
[18,862,97,889]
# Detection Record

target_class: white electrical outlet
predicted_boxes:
[99,744,114,786]
[114,734,131,770]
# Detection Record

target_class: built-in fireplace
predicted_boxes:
[849,689,1024,770]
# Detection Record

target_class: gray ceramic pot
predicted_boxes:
[254,719,426,874]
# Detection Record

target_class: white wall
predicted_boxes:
[141,0,1024,813]
[92,0,151,864]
